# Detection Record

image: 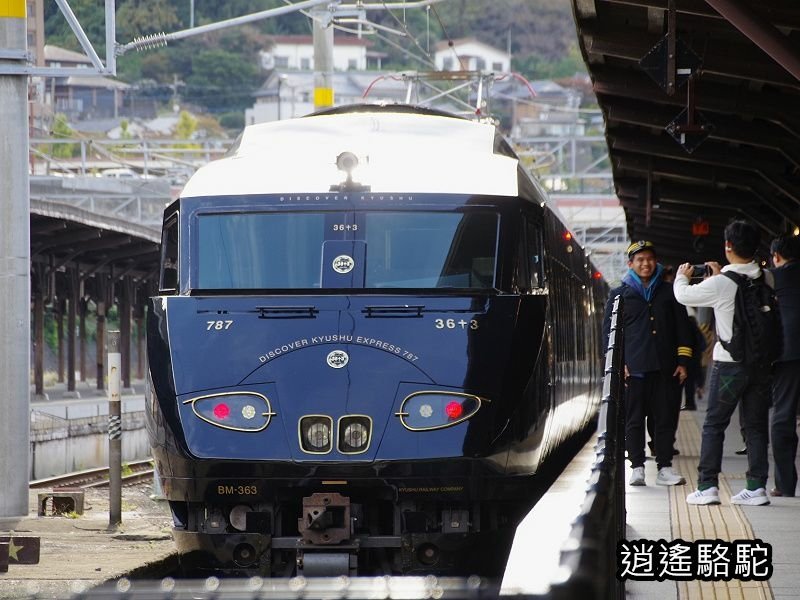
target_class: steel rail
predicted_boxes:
[30,458,154,489]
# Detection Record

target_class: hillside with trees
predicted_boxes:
[44,0,586,124]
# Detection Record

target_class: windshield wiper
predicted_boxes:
[362,305,424,318]
[253,305,319,319]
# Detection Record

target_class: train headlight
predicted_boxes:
[184,392,275,432]
[338,415,372,454]
[396,392,483,431]
[299,415,333,454]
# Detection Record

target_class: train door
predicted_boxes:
[514,213,551,444]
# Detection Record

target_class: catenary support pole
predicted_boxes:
[96,299,106,391]
[312,6,334,110]
[67,269,77,394]
[108,330,122,527]
[0,0,30,518]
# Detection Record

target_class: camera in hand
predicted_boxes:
[691,264,710,278]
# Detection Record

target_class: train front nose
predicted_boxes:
[238,341,435,462]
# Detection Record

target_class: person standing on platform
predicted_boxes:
[603,240,691,487]
[681,307,707,411]
[675,220,775,506]
[768,233,800,497]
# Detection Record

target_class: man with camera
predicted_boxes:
[603,240,692,487]
[674,220,773,506]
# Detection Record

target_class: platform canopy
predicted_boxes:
[30,200,160,288]
[571,0,800,266]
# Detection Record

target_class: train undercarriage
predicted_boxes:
[168,489,525,577]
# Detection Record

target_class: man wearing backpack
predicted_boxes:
[674,220,778,506]
[768,233,800,497]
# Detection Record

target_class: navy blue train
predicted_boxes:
[146,104,607,577]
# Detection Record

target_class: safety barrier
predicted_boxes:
[547,293,625,599]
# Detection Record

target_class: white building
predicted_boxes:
[260,35,385,72]
[245,71,408,125]
[434,37,510,73]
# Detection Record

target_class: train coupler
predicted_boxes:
[296,492,358,575]
[298,492,351,544]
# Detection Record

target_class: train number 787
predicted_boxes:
[206,320,234,331]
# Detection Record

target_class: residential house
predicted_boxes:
[497,79,585,137]
[260,35,386,72]
[434,37,510,73]
[42,45,130,121]
[245,71,408,124]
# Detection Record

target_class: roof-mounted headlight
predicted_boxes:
[330,151,370,192]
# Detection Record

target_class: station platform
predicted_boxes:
[0,485,174,599]
[626,401,799,600]
[503,393,800,599]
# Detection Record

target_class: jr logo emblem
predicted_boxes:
[326,350,349,369]
[332,255,355,274]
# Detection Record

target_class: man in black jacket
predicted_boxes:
[769,233,800,497]
[603,240,692,487]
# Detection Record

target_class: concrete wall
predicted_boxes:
[30,404,150,479]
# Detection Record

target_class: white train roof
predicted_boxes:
[180,106,520,198]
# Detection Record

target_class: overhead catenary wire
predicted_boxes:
[380,1,439,69]
[430,3,465,70]
[280,0,436,69]
[119,0,333,54]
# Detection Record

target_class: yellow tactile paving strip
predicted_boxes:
[670,411,772,600]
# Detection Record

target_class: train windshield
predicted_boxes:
[196,210,498,291]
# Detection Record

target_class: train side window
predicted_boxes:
[526,218,544,288]
[516,222,531,293]
[160,216,179,294]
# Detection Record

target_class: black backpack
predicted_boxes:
[720,271,782,367]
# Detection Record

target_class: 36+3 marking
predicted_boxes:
[434,319,478,330]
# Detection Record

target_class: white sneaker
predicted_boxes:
[629,466,645,486]
[656,467,686,486]
[731,488,770,506]
[686,487,721,505]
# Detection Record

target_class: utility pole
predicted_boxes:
[108,331,122,528]
[0,0,31,518]
[312,6,334,110]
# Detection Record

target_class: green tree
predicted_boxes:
[185,49,260,114]
[173,110,200,151]
[116,0,180,40]
[49,114,77,159]
[119,119,133,140]
[219,111,245,132]
[44,0,107,54]
[176,110,197,138]
[175,110,200,149]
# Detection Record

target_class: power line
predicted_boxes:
[380,2,437,68]
[429,4,464,70]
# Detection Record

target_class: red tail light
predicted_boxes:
[445,401,464,419]
[213,403,230,420]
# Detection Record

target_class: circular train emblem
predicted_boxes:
[332,255,355,274]
[326,350,350,369]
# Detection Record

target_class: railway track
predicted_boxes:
[30,459,154,489]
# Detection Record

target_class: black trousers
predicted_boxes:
[698,361,769,488]
[626,371,678,469]
[771,360,800,496]
[683,358,704,407]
